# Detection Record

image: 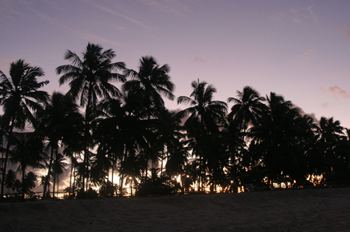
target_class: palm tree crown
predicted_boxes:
[123,56,174,111]
[0,59,49,129]
[177,79,227,134]
[56,43,125,112]
[228,86,266,129]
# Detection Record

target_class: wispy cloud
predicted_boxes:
[300,49,317,62]
[297,49,317,66]
[272,4,319,24]
[139,0,191,18]
[0,0,33,19]
[88,0,149,29]
[337,24,350,38]
[77,31,125,48]
[321,86,350,99]
[321,102,329,109]
[307,4,318,24]
[291,4,318,24]
[269,12,287,23]
[27,6,57,26]
[323,71,350,80]
[193,56,207,63]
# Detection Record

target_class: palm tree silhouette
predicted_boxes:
[316,117,344,183]
[249,92,303,185]
[123,56,174,112]
[0,59,49,199]
[228,86,266,130]
[10,132,46,200]
[95,91,153,196]
[4,169,17,194]
[52,153,68,198]
[154,109,185,178]
[177,80,227,191]
[119,153,142,196]
[35,91,83,198]
[56,43,125,193]
[227,86,266,186]
[22,171,37,198]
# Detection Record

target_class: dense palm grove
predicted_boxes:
[1,43,350,200]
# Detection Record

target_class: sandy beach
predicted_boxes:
[1,187,350,232]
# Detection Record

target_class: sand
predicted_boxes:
[1,187,350,232]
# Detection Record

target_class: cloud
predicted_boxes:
[77,31,125,48]
[269,12,287,23]
[139,0,191,18]
[281,4,319,24]
[307,4,318,24]
[297,49,317,66]
[337,24,350,38]
[27,6,57,26]
[300,49,317,62]
[88,0,149,29]
[321,102,329,109]
[321,86,350,99]
[323,71,350,80]
[193,57,207,63]
[0,0,26,18]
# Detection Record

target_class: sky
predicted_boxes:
[1,0,350,128]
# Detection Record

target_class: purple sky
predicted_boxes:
[1,0,350,127]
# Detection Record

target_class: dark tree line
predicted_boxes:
[1,43,350,200]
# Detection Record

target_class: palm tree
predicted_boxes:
[316,117,344,183]
[177,80,227,135]
[123,56,174,111]
[121,57,175,182]
[249,92,304,185]
[228,86,266,130]
[176,80,227,191]
[10,132,46,200]
[4,169,17,194]
[95,96,125,191]
[227,86,266,183]
[0,59,49,199]
[119,153,142,196]
[56,43,125,193]
[22,171,37,198]
[154,109,185,177]
[51,153,68,198]
[318,117,343,145]
[35,91,83,198]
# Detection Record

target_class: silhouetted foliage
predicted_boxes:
[1,45,350,199]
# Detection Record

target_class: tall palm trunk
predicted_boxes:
[82,84,92,193]
[119,151,127,196]
[130,180,133,197]
[69,157,74,197]
[0,118,14,199]
[53,173,56,198]
[43,146,54,198]
[57,176,59,198]
[21,166,25,201]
